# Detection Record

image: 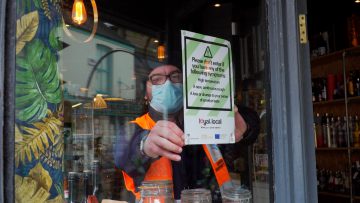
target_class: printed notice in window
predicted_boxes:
[181,30,235,145]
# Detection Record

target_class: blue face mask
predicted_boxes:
[150,80,183,113]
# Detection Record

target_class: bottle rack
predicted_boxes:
[312,47,360,203]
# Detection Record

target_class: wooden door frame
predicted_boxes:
[0,0,16,202]
[267,0,318,202]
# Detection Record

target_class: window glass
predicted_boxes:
[15,0,272,202]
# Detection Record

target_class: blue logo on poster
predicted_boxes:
[215,134,220,139]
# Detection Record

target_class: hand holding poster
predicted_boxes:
[181,30,235,145]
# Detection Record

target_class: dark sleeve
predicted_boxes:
[219,105,260,161]
[237,105,260,145]
[114,124,154,189]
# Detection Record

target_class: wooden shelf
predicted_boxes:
[353,195,360,200]
[313,99,346,106]
[313,96,360,107]
[316,147,348,151]
[318,191,350,198]
[311,46,360,67]
[349,96,360,104]
[315,147,360,151]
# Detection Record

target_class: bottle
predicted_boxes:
[331,116,337,148]
[315,113,324,147]
[343,116,348,147]
[90,160,100,203]
[64,172,70,203]
[319,169,326,191]
[68,172,80,203]
[313,119,317,148]
[348,71,355,97]
[354,116,360,148]
[349,116,354,147]
[337,117,344,147]
[326,114,332,148]
[355,69,360,96]
[322,114,328,147]
[139,180,174,203]
[322,78,327,101]
[312,80,316,102]
[82,170,92,203]
[181,188,212,203]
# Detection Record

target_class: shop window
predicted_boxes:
[14,0,272,202]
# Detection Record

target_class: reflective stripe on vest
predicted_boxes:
[122,113,231,199]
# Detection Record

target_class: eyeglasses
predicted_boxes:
[149,71,182,85]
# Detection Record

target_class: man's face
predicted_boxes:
[146,65,181,100]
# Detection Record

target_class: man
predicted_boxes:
[115,64,259,201]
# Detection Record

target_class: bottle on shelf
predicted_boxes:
[68,172,80,203]
[330,116,337,148]
[88,160,101,203]
[314,113,324,147]
[327,74,336,101]
[318,169,327,191]
[349,116,354,147]
[355,69,360,96]
[312,80,316,102]
[353,161,360,195]
[325,113,332,148]
[322,114,328,147]
[336,117,344,147]
[354,116,360,147]
[322,78,328,101]
[82,170,92,203]
[348,71,356,97]
[335,74,345,100]
[341,116,348,147]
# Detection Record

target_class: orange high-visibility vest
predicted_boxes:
[122,113,231,200]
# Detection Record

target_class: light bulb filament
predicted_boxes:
[72,0,87,25]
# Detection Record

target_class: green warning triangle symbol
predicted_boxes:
[204,46,213,58]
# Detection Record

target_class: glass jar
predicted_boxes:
[180,188,212,203]
[222,186,252,203]
[139,180,174,203]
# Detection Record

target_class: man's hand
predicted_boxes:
[143,120,184,161]
[235,105,248,142]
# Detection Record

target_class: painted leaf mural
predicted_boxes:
[15,162,59,203]
[16,0,65,201]
[16,11,39,54]
[15,110,62,167]
[16,39,62,122]
[49,26,62,51]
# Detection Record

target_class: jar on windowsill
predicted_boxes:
[222,186,252,203]
[139,180,174,203]
[181,188,212,203]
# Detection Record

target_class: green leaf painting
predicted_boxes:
[49,26,62,51]
[16,39,62,122]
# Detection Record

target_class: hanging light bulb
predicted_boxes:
[72,0,87,25]
[157,44,165,61]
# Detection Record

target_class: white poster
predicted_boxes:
[181,30,235,145]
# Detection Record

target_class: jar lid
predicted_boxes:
[139,180,173,197]
[139,180,173,189]
[222,186,252,200]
